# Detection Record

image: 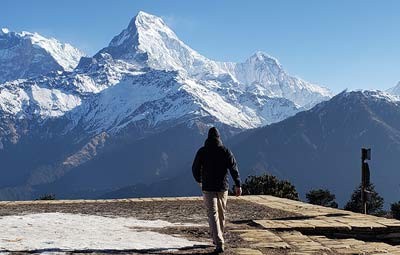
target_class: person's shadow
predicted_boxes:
[0,245,218,254]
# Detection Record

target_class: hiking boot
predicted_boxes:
[214,245,224,253]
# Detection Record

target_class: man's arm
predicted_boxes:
[192,148,203,184]
[227,149,241,189]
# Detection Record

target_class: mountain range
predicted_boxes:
[0,11,332,200]
[0,11,399,206]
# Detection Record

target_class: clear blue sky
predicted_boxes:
[2,0,399,92]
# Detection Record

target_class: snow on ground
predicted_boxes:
[0,212,206,253]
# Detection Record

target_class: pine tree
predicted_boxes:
[306,189,338,208]
[344,183,384,215]
[391,201,400,220]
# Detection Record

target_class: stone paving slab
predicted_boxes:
[232,248,263,255]
[240,195,400,235]
[232,229,291,249]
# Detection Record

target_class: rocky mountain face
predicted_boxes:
[229,90,400,206]
[0,28,84,83]
[0,11,332,200]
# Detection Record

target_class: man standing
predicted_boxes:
[192,127,242,253]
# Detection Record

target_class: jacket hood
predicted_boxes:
[208,127,220,139]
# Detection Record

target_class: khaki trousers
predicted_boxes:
[202,191,228,247]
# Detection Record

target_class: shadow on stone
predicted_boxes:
[272,212,350,221]
[0,244,214,254]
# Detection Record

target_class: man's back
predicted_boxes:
[192,128,241,192]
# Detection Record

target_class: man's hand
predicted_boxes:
[235,186,242,196]
[198,182,202,188]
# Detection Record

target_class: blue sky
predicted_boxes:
[2,0,399,92]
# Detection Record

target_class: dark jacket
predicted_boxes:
[192,136,241,192]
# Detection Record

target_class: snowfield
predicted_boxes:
[0,212,207,253]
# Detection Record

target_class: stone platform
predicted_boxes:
[233,195,400,255]
[0,195,400,254]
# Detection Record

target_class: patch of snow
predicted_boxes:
[31,85,82,117]
[0,86,30,115]
[0,212,206,252]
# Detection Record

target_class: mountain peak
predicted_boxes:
[387,81,400,96]
[104,11,217,75]
[108,11,174,48]
[0,29,85,83]
[135,11,164,25]
[250,51,282,68]
[130,11,171,38]
[0,28,9,35]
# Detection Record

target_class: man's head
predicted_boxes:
[208,127,220,139]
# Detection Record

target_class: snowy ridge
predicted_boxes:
[387,81,400,96]
[0,28,85,83]
[361,89,400,103]
[312,89,400,115]
[0,53,143,119]
[65,69,299,133]
[337,89,400,103]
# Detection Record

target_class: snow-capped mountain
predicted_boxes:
[0,28,85,83]
[98,11,331,108]
[97,11,225,78]
[387,81,400,96]
[220,52,332,108]
[0,12,331,136]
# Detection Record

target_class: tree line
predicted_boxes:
[236,173,400,219]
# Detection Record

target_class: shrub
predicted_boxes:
[37,194,56,200]
[240,173,299,200]
[306,189,338,208]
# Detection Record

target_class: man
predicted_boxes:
[192,127,242,253]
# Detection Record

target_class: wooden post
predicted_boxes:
[361,148,371,215]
